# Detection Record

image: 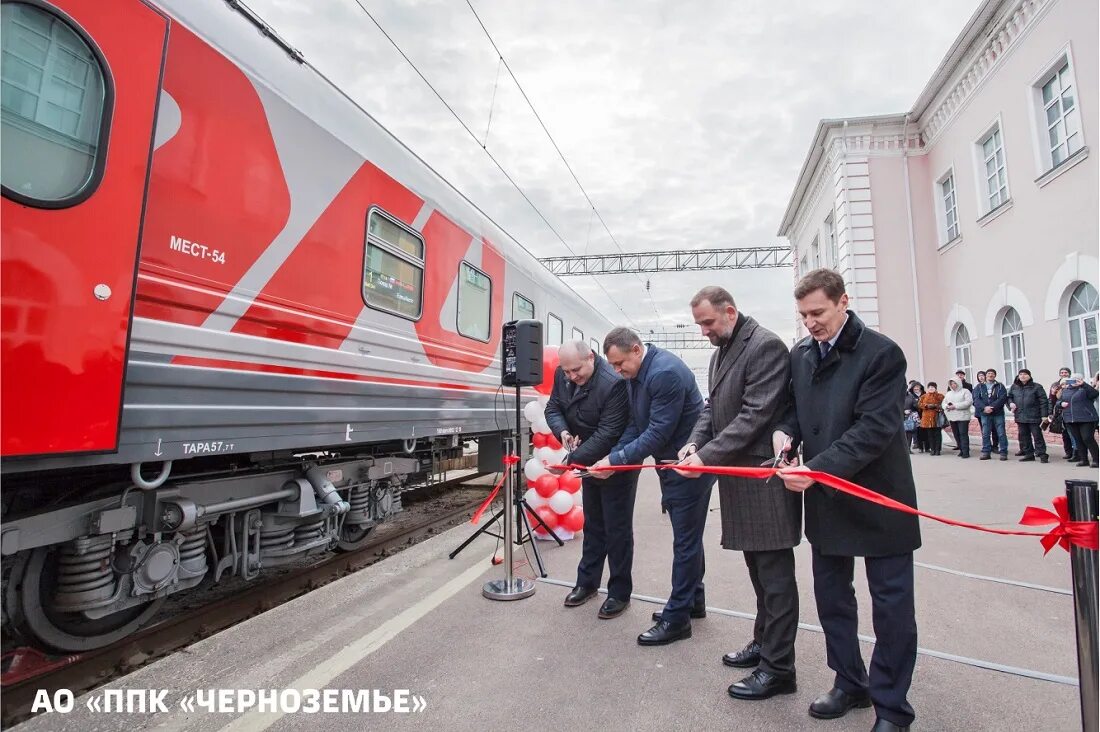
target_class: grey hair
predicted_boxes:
[603,326,642,355]
[559,340,592,358]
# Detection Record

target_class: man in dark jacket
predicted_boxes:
[774,269,920,732]
[1007,369,1050,462]
[589,328,714,647]
[673,286,800,702]
[972,368,1009,460]
[544,340,636,618]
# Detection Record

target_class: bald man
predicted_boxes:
[544,340,638,618]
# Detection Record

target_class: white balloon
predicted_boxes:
[552,447,570,465]
[524,457,548,482]
[532,446,553,465]
[572,491,584,507]
[548,490,573,515]
[523,401,542,424]
[533,416,550,435]
[554,528,575,541]
[537,395,550,407]
[524,488,548,509]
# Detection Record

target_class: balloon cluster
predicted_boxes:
[521,347,583,541]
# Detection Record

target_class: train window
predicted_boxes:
[512,293,534,321]
[571,327,584,342]
[1,3,110,207]
[591,338,601,354]
[457,261,491,341]
[362,208,424,320]
[546,313,563,345]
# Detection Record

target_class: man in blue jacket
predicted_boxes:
[589,327,715,646]
[972,368,1009,460]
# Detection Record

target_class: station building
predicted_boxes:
[778,0,1098,388]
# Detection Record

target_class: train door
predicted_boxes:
[0,0,168,456]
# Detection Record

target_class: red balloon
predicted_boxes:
[558,471,582,494]
[534,473,559,498]
[534,347,559,395]
[534,505,560,530]
[545,434,562,451]
[560,506,584,533]
[532,432,548,449]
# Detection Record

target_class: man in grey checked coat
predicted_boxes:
[674,286,801,702]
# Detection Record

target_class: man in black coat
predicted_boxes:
[774,269,920,732]
[544,340,637,619]
[673,286,800,702]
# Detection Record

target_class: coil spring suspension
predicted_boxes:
[347,483,370,517]
[293,518,325,545]
[53,535,116,608]
[177,529,208,574]
[259,525,294,554]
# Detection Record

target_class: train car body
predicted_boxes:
[0,0,611,650]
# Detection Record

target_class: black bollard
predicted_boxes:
[1067,479,1098,732]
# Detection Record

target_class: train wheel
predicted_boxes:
[6,548,163,653]
[335,523,375,552]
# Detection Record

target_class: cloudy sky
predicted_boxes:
[249,0,982,372]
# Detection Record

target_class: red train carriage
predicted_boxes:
[0,0,610,650]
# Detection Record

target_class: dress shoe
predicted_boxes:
[808,687,872,720]
[1015,450,1026,456]
[563,586,598,607]
[870,719,910,732]
[722,640,761,668]
[651,599,706,622]
[727,669,797,700]
[598,597,629,619]
[999,454,1008,461]
[637,620,691,646]
[1039,454,1049,463]
[979,453,991,460]
[1019,455,1035,462]
[1078,459,1092,467]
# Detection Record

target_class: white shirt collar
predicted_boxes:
[826,314,849,348]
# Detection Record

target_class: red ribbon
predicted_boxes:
[470,454,520,524]
[552,463,1098,555]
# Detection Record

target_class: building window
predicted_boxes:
[810,236,820,269]
[1,2,109,206]
[799,253,809,276]
[457,262,491,341]
[546,313,562,346]
[362,209,424,320]
[512,293,534,321]
[953,324,972,382]
[1040,60,1083,169]
[979,125,1009,212]
[1000,307,1026,376]
[825,214,837,269]
[571,327,584,342]
[1067,282,1099,377]
[939,172,959,242]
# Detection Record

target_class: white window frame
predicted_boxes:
[571,327,584,343]
[1067,282,1099,378]
[1028,45,1086,177]
[952,323,972,383]
[824,213,838,269]
[935,167,960,247]
[972,116,1011,217]
[999,307,1027,377]
[546,313,563,346]
[511,292,534,321]
[810,235,820,269]
[590,338,600,354]
[456,261,491,342]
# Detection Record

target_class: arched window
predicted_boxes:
[1,2,109,206]
[1067,282,1099,377]
[1000,308,1026,377]
[953,324,972,382]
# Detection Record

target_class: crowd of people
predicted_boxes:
[903,367,1099,465]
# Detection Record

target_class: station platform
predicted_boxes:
[14,454,1086,731]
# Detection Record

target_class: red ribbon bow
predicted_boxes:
[1019,495,1099,555]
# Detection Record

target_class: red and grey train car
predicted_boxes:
[0,0,611,651]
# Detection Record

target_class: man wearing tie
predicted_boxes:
[774,269,920,732]
[543,340,637,619]
[589,327,714,646]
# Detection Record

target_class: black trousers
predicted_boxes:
[1066,421,1099,462]
[919,426,941,453]
[576,473,639,600]
[950,420,970,457]
[1016,422,1047,457]
[658,472,714,625]
[745,548,798,676]
[812,547,917,727]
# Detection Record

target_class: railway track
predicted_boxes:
[0,473,495,727]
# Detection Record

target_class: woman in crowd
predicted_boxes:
[1008,369,1049,463]
[1060,373,1099,467]
[944,378,973,459]
[1050,368,1076,460]
[904,382,924,452]
[918,382,946,456]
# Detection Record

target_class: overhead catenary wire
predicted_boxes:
[346,0,640,329]
[462,0,664,326]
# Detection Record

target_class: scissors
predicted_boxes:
[762,443,788,484]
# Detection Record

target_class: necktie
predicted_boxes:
[820,341,832,360]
